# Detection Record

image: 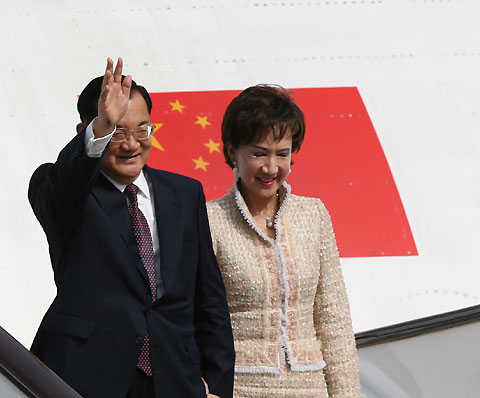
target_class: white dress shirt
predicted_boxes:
[83,121,164,298]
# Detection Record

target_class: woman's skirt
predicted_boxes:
[234,367,328,398]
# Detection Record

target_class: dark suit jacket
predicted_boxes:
[28,130,235,398]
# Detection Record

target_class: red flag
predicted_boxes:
[147,88,417,258]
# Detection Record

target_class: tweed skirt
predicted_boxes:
[234,367,328,398]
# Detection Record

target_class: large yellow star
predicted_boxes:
[195,115,212,129]
[192,156,210,172]
[151,123,164,151]
[169,99,185,113]
[204,138,221,154]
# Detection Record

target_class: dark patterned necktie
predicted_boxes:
[125,183,156,376]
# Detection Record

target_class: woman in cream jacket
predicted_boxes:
[207,85,363,398]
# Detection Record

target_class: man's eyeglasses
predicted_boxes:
[111,124,155,142]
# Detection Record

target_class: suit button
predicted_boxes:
[136,336,143,344]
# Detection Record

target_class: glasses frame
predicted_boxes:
[110,124,155,143]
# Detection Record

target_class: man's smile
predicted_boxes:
[118,153,140,160]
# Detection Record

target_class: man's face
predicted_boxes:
[101,91,152,185]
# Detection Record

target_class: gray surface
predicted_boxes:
[358,321,480,398]
[0,372,28,398]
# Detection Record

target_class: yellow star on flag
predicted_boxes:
[204,138,221,154]
[151,123,164,151]
[192,156,210,172]
[169,99,185,113]
[195,115,212,129]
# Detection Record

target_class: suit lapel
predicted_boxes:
[145,166,184,297]
[91,174,150,286]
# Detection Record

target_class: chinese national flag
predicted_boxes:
[147,87,417,258]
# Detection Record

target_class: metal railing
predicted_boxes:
[355,303,480,348]
[0,326,81,398]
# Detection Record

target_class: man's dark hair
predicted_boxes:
[77,75,152,124]
[221,84,306,168]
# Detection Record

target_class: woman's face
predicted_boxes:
[229,131,292,204]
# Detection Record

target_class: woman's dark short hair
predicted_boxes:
[77,75,152,124]
[221,84,305,168]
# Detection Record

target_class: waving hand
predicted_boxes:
[92,57,132,138]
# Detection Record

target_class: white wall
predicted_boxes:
[0,0,479,347]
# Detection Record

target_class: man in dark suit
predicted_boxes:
[28,58,234,398]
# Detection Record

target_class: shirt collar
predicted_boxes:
[102,170,151,200]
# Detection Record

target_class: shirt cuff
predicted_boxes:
[84,119,116,158]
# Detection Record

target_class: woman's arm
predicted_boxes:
[313,201,363,398]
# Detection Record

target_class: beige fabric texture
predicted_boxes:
[207,183,363,398]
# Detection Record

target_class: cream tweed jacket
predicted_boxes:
[206,181,362,397]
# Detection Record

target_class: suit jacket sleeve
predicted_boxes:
[28,129,104,238]
[313,201,363,398]
[194,183,235,398]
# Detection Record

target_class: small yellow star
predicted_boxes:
[151,123,164,151]
[192,156,210,172]
[195,115,212,129]
[169,100,185,113]
[204,138,221,153]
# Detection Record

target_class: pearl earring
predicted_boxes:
[232,161,240,185]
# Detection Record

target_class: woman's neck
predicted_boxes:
[239,184,279,220]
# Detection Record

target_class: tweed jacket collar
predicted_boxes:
[232,177,292,244]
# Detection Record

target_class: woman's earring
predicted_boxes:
[232,161,239,184]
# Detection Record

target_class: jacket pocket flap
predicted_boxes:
[43,311,95,339]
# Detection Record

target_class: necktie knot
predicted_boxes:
[125,184,140,206]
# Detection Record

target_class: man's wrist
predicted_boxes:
[85,119,115,158]
[92,116,116,138]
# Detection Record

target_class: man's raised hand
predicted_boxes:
[92,57,132,138]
